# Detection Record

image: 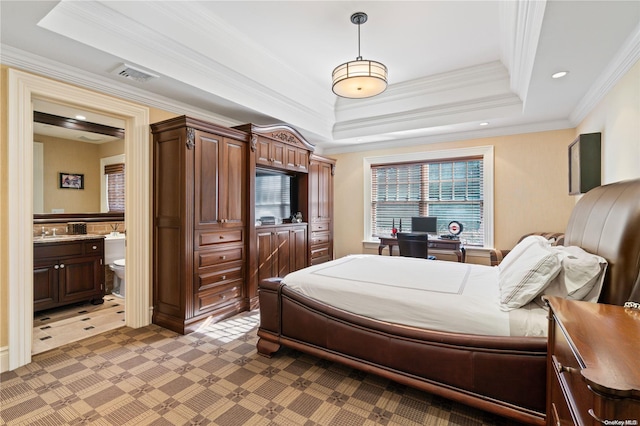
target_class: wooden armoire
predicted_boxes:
[151,116,249,334]
[152,117,335,333]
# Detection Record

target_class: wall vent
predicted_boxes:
[111,63,158,83]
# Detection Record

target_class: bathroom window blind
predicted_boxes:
[371,157,484,245]
[105,163,125,212]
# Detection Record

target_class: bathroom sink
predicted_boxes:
[33,234,105,243]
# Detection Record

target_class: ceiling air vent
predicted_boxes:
[111,63,158,83]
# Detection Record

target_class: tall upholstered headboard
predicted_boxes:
[564,178,640,305]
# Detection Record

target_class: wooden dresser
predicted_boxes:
[545,296,640,425]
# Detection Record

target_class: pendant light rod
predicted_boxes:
[352,12,367,60]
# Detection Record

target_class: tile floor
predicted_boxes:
[32,294,125,355]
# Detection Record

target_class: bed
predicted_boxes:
[256,178,640,425]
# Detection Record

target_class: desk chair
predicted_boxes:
[396,233,436,260]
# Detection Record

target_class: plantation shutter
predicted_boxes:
[371,157,484,245]
[105,163,125,213]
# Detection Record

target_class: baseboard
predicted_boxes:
[0,345,9,373]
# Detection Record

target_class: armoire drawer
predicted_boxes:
[197,265,243,291]
[196,229,243,248]
[311,222,330,232]
[310,233,329,245]
[195,281,242,314]
[196,246,243,268]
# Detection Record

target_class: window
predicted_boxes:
[364,147,493,247]
[105,163,125,212]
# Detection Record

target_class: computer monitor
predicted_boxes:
[411,216,437,234]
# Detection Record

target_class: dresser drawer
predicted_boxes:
[550,316,593,425]
[310,232,329,245]
[195,281,242,314]
[197,246,243,268]
[196,229,243,247]
[197,265,243,291]
[311,222,330,232]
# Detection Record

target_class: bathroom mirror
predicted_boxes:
[33,99,126,223]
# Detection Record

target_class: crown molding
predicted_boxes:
[499,0,547,102]
[336,61,510,111]
[570,22,640,125]
[323,118,572,156]
[333,93,522,140]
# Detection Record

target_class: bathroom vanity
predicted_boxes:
[33,235,105,312]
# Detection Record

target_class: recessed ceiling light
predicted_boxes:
[552,71,568,79]
[479,122,489,126]
[75,115,87,120]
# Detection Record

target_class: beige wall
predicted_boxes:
[577,59,640,184]
[36,135,102,213]
[331,129,577,258]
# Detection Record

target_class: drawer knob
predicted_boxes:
[54,265,59,270]
[219,235,224,239]
[221,275,226,280]
[220,255,226,260]
[59,264,65,269]
[220,294,226,299]
[92,245,97,250]
[555,361,578,375]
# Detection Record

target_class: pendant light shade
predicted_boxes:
[332,12,388,98]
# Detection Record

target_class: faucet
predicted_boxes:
[41,226,48,237]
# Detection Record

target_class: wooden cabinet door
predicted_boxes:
[285,145,298,171]
[219,138,246,227]
[257,229,276,283]
[290,226,307,271]
[255,137,271,166]
[297,149,309,173]
[270,141,285,168]
[194,131,221,229]
[58,256,103,304]
[194,132,246,229]
[34,261,58,312]
[317,161,333,221]
[309,159,333,222]
[275,228,291,277]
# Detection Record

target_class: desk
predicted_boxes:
[377,236,463,262]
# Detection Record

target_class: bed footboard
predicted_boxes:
[257,278,547,425]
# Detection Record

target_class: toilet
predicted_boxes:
[105,234,126,297]
[110,259,126,297]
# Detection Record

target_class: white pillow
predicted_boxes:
[538,246,607,304]
[499,235,553,272]
[499,236,561,311]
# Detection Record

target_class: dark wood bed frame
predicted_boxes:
[257,178,640,425]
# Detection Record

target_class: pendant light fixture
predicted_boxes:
[332,12,388,98]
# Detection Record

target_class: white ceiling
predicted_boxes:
[1,1,639,154]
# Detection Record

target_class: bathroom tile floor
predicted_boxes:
[32,294,125,355]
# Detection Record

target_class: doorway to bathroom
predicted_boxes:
[6,69,151,371]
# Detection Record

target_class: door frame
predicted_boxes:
[7,69,151,370]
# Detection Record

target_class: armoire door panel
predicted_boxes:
[194,132,220,228]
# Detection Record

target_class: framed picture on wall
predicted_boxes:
[59,172,84,189]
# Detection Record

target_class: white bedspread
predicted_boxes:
[282,255,548,337]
